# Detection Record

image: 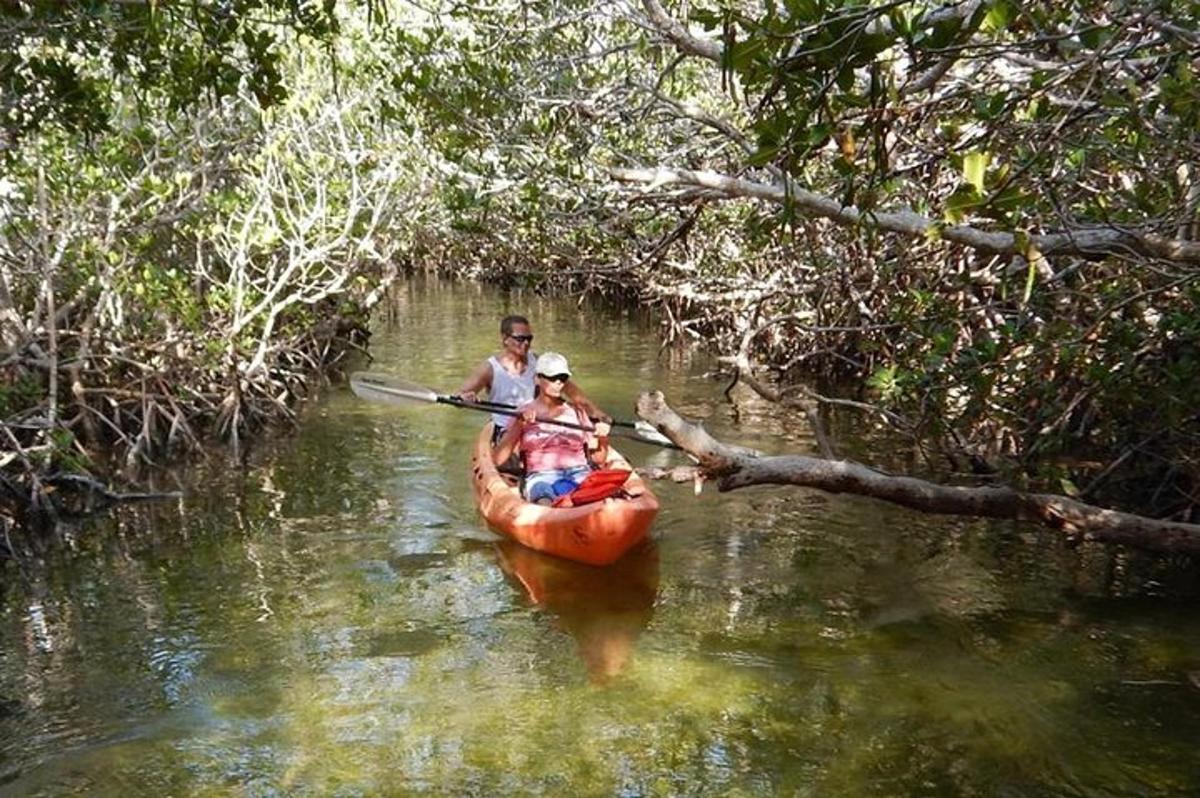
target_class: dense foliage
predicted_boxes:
[0,2,405,531]
[0,1,361,144]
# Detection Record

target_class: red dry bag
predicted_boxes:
[551,468,632,508]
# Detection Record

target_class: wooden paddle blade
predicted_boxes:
[349,372,440,405]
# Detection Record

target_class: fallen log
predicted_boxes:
[635,391,1200,556]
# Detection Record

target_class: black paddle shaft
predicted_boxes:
[437,396,597,433]
[348,372,680,449]
[437,395,681,449]
[452,395,640,431]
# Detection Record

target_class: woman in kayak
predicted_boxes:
[491,352,612,504]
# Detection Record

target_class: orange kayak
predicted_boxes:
[470,424,660,566]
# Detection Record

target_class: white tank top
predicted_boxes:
[488,353,537,428]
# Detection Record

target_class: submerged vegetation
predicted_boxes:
[2,1,1199,548]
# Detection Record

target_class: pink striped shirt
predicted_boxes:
[519,403,591,472]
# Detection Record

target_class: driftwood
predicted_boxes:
[635,391,1200,556]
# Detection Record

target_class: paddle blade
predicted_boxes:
[632,420,674,447]
[605,421,679,449]
[349,372,440,406]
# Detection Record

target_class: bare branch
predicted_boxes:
[639,0,721,62]
[610,165,1200,263]
[636,391,1200,555]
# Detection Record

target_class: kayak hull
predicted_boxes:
[470,425,660,566]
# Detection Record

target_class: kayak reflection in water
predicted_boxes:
[492,352,612,505]
[494,539,659,683]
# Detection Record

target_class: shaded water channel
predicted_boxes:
[2,279,1200,796]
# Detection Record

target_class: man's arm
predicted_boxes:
[455,361,493,402]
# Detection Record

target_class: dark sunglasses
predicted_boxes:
[508,334,534,343]
[539,373,570,383]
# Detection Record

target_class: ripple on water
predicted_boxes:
[386,551,452,574]
[280,514,391,541]
[389,452,438,473]
[356,626,444,658]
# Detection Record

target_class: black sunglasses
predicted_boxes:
[508,334,534,343]
[539,373,570,383]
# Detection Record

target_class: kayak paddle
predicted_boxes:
[349,372,680,450]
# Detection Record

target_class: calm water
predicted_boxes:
[2,279,1199,796]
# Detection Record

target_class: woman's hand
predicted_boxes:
[520,406,538,425]
[454,390,478,403]
[587,421,611,453]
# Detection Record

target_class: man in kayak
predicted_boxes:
[491,352,612,504]
[454,315,607,443]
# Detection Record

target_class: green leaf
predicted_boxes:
[925,18,965,50]
[1022,249,1040,305]
[973,92,1007,120]
[982,185,1028,223]
[889,7,914,38]
[868,365,902,402]
[962,150,990,193]
[728,38,766,72]
[806,122,833,148]
[784,0,821,22]
[944,184,984,223]
[981,1,1014,34]
[1078,25,1112,50]
[836,65,856,92]
[747,145,780,167]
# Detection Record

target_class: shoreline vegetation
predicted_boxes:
[3,1,1199,558]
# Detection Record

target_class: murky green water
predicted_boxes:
[2,279,1199,796]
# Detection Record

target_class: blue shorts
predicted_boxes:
[525,466,591,503]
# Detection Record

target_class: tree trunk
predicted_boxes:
[635,391,1200,555]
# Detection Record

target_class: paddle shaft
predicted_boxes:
[438,395,596,433]
[456,396,639,431]
[349,372,681,449]
[440,396,680,449]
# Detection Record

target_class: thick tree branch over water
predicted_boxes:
[636,391,1200,556]
[640,0,985,94]
[639,0,722,62]
[611,166,1200,264]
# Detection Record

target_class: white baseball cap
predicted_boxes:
[536,351,572,377]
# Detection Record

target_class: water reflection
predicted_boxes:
[493,540,659,683]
